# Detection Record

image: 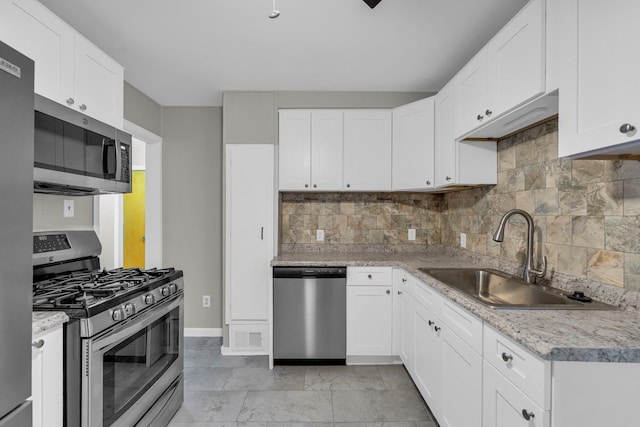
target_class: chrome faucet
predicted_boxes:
[492,209,546,284]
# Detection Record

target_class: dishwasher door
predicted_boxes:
[273,267,346,364]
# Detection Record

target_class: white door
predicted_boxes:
[0,0,74,102]
[556,0,640,157]
[343,110,392,191]
[455,51,489,137]
[73,36,124,127]
[435,81,457,187]
[392,97,435,190]
[439,328,482,427]
[279,110,311,190]
[412,303,441,413]
[226,145,274,321]
[488,0,545,117]
[311,110,343,190]
[346,285,393,356]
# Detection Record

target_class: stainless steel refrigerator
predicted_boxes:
[0,41,34,427]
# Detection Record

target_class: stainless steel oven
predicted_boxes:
[82,290,184,427]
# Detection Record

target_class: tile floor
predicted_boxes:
[169,337,439,427]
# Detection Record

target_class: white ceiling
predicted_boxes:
[38,0,529,107]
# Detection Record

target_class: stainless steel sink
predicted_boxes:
[418,268,618,310]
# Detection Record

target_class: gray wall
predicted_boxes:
[124,81,162,136]
[162,107,223,329]
[33,194,94,231]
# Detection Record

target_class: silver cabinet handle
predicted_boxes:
[401,278,407,283]
[66,98,74,106]
[485,109,493,116]
[32,339,45,349]
[445,176,452,181]
[620,123,636,133]
[79,104,87,111]
[397,291,403,295]
[477,114,484,121]
[522,409,535,421]
[261,227,264,240]
[501,352,513,362]
[434,325,441,332]
[386,289,391,295]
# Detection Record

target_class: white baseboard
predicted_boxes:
[221,346,268,356]
[184,328,223,337]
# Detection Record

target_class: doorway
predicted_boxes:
[123,170,146,268]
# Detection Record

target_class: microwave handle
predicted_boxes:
[102,138,117,178]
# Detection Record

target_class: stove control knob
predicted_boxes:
[112,308,126,322]
[124,303,136,316]
[144,294,155,305]
[169,283,177,294]
[161,286,170,297]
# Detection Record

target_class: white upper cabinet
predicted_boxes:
[278,110,312,190]
[435,80,497,188]
[311,110,344,190]
[0,0,124,127]
[455,0,546,139]
[551,0,640,157]
[392,97,435,190]
[343,110,392,191]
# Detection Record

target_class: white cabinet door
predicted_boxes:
[346,285,393,356]
[435,81,457,187]
[455,50,489,137]
[399,289,415,371]
[225,145,274,321]
[278,110,311,190]
[439,327,482,427]
[343,110,392,191]
[392,97,435,190]
[0,0,74,102]
[487,0,545,117]
[73,36,124,128]
[483,361,549,427]
[412,302,441,413]
[311,110,343,191]
[32,326,63,427]
[555,0,640,157]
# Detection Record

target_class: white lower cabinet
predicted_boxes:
[31,325,63,427]
[412,301,441,411]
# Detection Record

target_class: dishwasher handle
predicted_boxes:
[273,266,347,279]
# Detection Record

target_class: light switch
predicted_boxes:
[63,199,74,218]
[408,229,416,241]
[460,232,467,248]
[316,230,325,242]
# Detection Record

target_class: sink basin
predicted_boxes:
[418,268,618,310]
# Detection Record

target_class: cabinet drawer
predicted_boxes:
[483,325,550,409]
[440,299,483,354]
[413,280,443,318]
[483,361,549,427]
[347,267,392,286]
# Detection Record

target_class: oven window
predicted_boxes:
[102,306,180,426]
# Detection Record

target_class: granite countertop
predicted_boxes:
[32,311,69,336]
[273,251,640,363]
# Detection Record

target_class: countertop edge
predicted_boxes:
[32,311,69,336]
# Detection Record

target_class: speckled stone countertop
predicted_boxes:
[32,311,69,336]
[273,250,640,363]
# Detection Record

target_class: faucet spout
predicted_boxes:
[492,209,546,284]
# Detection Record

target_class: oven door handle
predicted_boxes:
[90,293,183,352]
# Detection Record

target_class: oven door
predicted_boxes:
[83,293,183,427]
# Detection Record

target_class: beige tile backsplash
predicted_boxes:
[280,118,640,291]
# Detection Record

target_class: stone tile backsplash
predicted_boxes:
[279,118,640,291]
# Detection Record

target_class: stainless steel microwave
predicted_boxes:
[33,95,131,195]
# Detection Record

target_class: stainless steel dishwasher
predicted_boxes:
[273,266,347,365]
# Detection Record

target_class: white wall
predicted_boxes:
[33,194,94,231]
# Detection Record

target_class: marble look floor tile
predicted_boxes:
[184,367,233,391]
[332,390,430,422]
[213,355,269,368]
[366,423,438,427]
[185,337,212,350]
[267,424,366,427]
[170,390,247,423]
[304,366,385,391]
[184,349,222,368]
[170,423,267,427]
[237,391,333,423]
[224,367,305,391]
[376,365,416,390]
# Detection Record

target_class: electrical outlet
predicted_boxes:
[202,295,211,308]
[63,199,74,218]
[408,229,416,241]
[460,233,467,248]
[316,229,325,241]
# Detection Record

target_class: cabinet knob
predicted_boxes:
[66,98,74,106]
[620,123,636,134]
[445,176,452,181]
[79,104,87,111]
[434,325,441,332]
[428,320,435,326]
[313,184,317,188]
[367,274,372,279]
[346,184,351,188]
[397,291,403,295]
[304,184,309,188]
[386,289,391,295]
[426,180,431,185]
[401,278,407,283]
[32,339,45,349]
[477,114,484,121]
[501,352,513,363]
[522,409,535,421]
[485,109,493,116]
